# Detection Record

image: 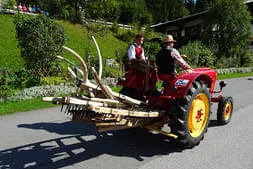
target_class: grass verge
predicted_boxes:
[217,72,253,80]
[0,98,58,115]
[0,86,122,115]
[1,72,253,115]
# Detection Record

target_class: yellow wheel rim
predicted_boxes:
[224,101,232,121]
[188,93,209,138]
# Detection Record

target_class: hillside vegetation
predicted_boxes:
[0,14,129,72]
[0,14,24,71]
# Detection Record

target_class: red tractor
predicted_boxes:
[43,37,233,148]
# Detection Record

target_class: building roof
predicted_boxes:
[245,0,253,4]
[150,11,208,29]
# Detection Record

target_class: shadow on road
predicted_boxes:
[0,121,184,169]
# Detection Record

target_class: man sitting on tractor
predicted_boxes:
[156,34,193,82]
[119,34,156,97]
[126,34,147,72]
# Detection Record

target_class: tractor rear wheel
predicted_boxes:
[171,81,211,148]
[217,96,233,125]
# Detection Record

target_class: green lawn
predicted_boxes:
[217,72,253,80]
[0,98,57,115]
[0,86,122,115]
[0,14,24,71]
[57,20,128,60]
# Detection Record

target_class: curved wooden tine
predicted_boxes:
[91,36,103,79]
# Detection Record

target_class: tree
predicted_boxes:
[195,0,214,12]
[83,0,119,22]
[132,0,153,25]
[185,0,197,14]
[118,0,152,25]
[103,0,120,22]
[1,0,16,9]
[118,1,135,24]
[202,0,251,67]
[145,0,189,23]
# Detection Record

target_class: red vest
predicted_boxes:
[134,44,143,60]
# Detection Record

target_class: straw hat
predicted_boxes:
[162,34,176,43]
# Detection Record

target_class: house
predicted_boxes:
[150,0,253,48]
[150,11,208,47]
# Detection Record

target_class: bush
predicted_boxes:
[179,41,215,68]
[103,65,123,78]
[40,76,66,85]
[14,14,65,79]
[215,50,253,68]
[7,69,40,89]
[117,30,135,43]
[85,22,110,37]
[111,22,120,34]
[240,50,253,67]
[215,56,238,68]
[1,0,15,9]
[143,41,160,60]
[0,85,16,102]
[0,69,17,101]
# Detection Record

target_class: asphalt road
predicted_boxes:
[0,77,253,169]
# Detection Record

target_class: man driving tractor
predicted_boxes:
[156,34,193,82]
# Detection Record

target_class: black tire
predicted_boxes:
[171,81,211,148]
[217,96,233,125]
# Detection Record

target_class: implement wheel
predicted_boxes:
[217,97,233,125]
[171,81,211,148]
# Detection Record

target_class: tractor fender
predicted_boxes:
[164,68,216,99]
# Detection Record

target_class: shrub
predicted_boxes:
[85,22,110,37]
[7,69,40,89]
[179,41,215,68]
[215,56,239,68]
[143,41,160,61]
[111,22,120,34]
[1,0,15,9]
[40,76,66,85]
[0,85,15,102]
[14,14,65,79]
[103,65,123,79]
[117,30,135,43]
[240,50,253,67]
[0,69,17,102]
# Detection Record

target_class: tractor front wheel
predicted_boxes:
[171,81,211,148]
[217,96,233,125]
